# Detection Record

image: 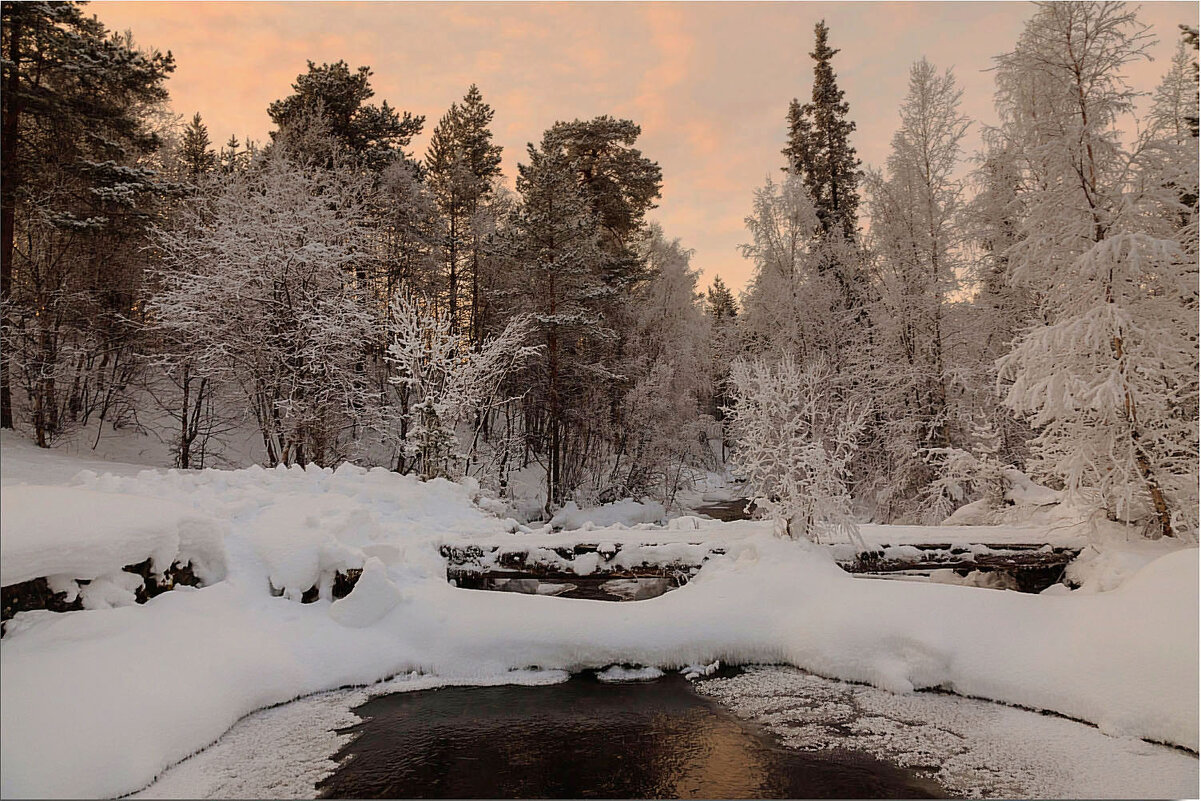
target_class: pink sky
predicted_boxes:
[92,1,1197,294]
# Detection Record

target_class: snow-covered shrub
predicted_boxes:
[921,447,1009,523]
[724,355,867,546]
[386,288,538,480]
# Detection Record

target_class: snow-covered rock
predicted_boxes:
[0,486,226,587]
[550,499,666,530]
[328,558,404,628]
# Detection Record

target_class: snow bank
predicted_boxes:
[0,439,1195,799]
[0,486,226,587]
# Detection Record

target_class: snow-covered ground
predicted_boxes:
[1,436,1197,799]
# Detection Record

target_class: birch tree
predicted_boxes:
[993,2,1198,538]
[863,59,970,521]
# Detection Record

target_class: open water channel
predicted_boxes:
[316,672,943,799]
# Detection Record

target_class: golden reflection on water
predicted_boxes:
[648,706,775,797]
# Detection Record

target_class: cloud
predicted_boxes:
[88,0,1197,294]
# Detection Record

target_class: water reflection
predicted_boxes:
[318,674,943,799]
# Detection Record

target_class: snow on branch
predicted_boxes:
[725,355,868,548]
[386,287,540,480]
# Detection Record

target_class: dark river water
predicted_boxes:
[317,673,946,799]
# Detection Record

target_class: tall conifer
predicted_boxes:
[783,21,861,241]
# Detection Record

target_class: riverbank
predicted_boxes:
[2,435,1197,798]
[133,666,1198,799]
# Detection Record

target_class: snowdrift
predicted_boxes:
[0,446,1196,798]
[1,486,226,588]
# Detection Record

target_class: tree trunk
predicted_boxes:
[1,13,22,430]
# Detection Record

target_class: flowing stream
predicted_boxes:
[316,672,944,799]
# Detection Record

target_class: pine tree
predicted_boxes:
[508,135,606,511]
[542,116,663,288]
[424,85,503,340]
[1,1,175,440]
[267,60,423,170]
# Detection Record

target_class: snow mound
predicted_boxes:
[550,499,666,530]
[328,558,404,628]
[0,486,226,587]
[1001,468,1062,506]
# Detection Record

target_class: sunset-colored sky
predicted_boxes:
[92,1,1197,294]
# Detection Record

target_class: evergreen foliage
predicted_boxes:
[267,60,423,170]
[1,0,175,441]
[783,20,861,241]
[179,113,217,181]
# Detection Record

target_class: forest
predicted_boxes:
[2,0,1197,540]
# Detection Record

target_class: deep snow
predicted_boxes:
[0,436,1196,799]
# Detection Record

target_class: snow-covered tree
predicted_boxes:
[1,3,175,441]
[725,355,867,545]
[148,145,377,467]
[385,288,538,481]
[862,59,971,521]
[616,227,715,504]
[738,173,850,366]
[993,2,1198,539]
[1148,39,1200,142]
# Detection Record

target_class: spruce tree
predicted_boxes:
[783,21,861,241]
[706,275,738,320]
[219,135,247,173]
[179,113,217,182]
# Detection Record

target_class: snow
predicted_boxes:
[697,666,1199,799]
[549,498,666,529]
[596,665,664,682]
[1001,466,1062,506]
[0,486,226,587]
[328,558,404,628]
[0,439,1196,798]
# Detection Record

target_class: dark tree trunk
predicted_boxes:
[1,12,22,430]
